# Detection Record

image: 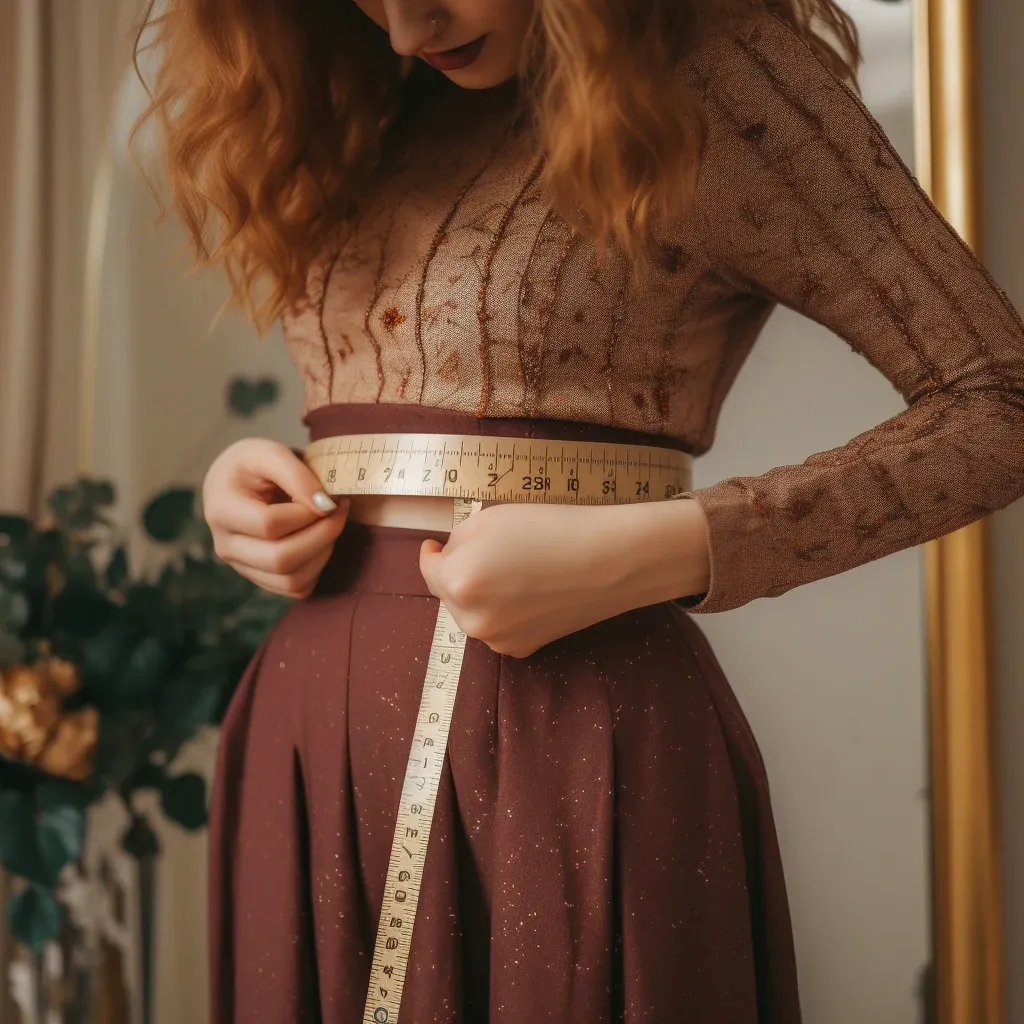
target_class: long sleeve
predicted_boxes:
[673,11,1024,614]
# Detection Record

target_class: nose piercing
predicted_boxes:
[427,11,450,39]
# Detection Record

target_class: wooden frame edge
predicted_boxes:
[914,2,1005,1021]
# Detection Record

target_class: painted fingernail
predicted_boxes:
[312,490,337,512]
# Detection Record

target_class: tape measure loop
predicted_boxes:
[306,432,694,504]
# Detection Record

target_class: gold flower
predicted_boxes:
[46,657,80,695]
[0,666,61,759]
[0,658,96,780]
[37,707,99,781]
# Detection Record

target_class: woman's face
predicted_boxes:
[351,1,535,88]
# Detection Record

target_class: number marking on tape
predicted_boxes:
[360,497,479,1024]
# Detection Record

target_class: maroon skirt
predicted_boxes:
[208,404,801,1023]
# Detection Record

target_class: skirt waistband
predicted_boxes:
[316,522,449,598]
[304,402,695,453]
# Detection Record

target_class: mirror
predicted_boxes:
[71,1,999,1021]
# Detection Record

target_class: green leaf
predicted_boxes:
[0,585,30,632]
[94,711,154,789]
[69,508,99,531]
[157,673,224,745]
[227,377,279,417]
[36,779,91,813]
[124,583,168,621]
[0,632,27,667]
[8,885,60,954]
[182,517,214,555]
[0,788,77,888]
[81,623,136,688]
[229,594,288,648]
[64,550,99,588]
[227,379,259,416]
[86,480,116,507]
[0,790,32,867]
[160,772,207,831]
[44,478,116,533]
[0,515,32,546]
[124,763,166,795]
[122,814,161,859]
[0,555,28,584]
[52,586,117,645]
[254,378,279,406]
[142,488,197,543]
[36,802,85,870]
[28,530,63,579]
[47,486,75,520]
[117,636,172,705]
[36,784,85,883]
[155,648,231,745]
[0,790,52,885]
[106,545,129,590]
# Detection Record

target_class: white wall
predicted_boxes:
[979,3,1024,1022]
[695,2,931,1021]
[93,68,307,553]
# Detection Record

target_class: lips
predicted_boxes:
[420,35,487,71]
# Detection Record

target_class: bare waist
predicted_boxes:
[347,494,461,531]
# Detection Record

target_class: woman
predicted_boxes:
[136,0,1024,1021]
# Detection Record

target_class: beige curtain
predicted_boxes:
[0,6,148,1021]
[0,0,46,517]
[0,13,19,1013]
[0,0,145,518]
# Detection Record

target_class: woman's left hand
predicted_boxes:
[418,498,710,658]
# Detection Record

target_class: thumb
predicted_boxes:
[240,440,340,516]
[419,538,445,591]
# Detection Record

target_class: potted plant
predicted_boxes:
[0,377,289,1022]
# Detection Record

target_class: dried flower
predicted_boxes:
[0,666,61,760]
[46,657,80,696]
[0,659,95,780]
[37,707,98,781]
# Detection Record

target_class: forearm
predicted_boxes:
[599,496,711,611]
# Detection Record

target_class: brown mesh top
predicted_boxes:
[282,11,1024,614]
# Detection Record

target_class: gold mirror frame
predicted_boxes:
[68,3,1005,1022]
[914,1,1004,1022]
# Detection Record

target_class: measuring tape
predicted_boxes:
[304,432,693,1023]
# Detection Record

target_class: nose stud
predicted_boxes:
[427,10,450,39]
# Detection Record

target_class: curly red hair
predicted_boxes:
[133,0,860,333]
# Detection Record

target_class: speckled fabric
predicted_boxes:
[282,10,1024,614]
[209,409,798,1023]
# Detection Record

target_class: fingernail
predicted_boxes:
[312,490,337,512]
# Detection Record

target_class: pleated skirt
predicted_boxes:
[208,403,801,1023]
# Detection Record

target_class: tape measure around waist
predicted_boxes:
[304,433,692,1023]
[305,431,693,503]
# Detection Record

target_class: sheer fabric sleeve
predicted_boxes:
[673,11,1024,614]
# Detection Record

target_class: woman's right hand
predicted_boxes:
[202,438,350,599]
